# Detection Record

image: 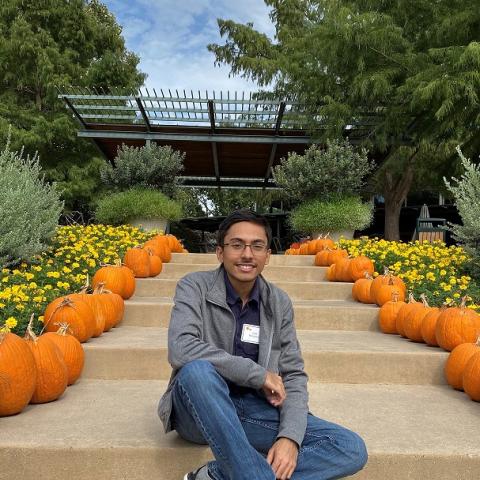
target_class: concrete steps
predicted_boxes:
[2,380,479,480]
[2,253,479,480]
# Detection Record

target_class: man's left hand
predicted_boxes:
[266,437,299,479]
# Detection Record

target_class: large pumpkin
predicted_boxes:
[370,269,406,304]
[43,296,95,343]
[144,239,172,263]
[25,321,68,404]
[327,249,348,266]
[463,350,480,401]
[314,249,331,267]
[403,294,433,342]
[335,257,353,282]
[378,292,405,334]
[326,264,337,282]
[92,260,136,299]
[435,298,480,351]
[352,274,375,304]
[375,277,406,307]
[444,337,480,391]
[0,331,37,416]
[42,324,85,386]
[144,249,162,277]
[123,246,150,278]
[395,293,422,338]
[348,256,374,282]
[420,306,443,346]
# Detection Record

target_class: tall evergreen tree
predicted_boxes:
[208,0,480,239]
[0,0,146,212]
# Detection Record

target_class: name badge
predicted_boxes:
[241,324,260,344]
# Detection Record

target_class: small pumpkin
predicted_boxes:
[42,324,85,386]
[144,249,162,277]
[335,257,353,282]
[403,294,433,342]
[444,337,480,391]
[352,274,375,304]
[420,306,443,346]
[123,246,150,278]
[299,243,310,255]
[370,269,406,304]
[92,260,136,299]
[378,292,405,334]
[395,293,421,338]
[463,350,480,401]
[0,330,37,416]
[25,317,68,404]
[326,264,337,282]
[327,249,348,266]
[314,249,331,267]
[348,256,375,282]
[375,277,406,307]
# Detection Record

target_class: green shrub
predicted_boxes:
[94,188,183,225]
[273,139,374,202]
[444,146,480,277]
[100,143,185,196]
[0,140,63,267]
[290,196,373,234]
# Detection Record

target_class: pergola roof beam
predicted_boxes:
[135,97,151,132]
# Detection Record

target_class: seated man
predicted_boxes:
[158,210,368,480]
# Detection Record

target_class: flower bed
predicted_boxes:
[0,225,156,336]
[337,237,480,309]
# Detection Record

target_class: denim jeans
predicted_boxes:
[171,360,368,480]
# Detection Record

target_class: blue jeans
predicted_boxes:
[171,360,368,480]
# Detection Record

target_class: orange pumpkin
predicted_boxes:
[445,337,480,390]
[92,260,136,299]
[42,324,85,386]
[144,239,172,263]
[0,330,37,416]
[299,243,310,255]
[326,264,337,281]
[348,256,375,281]
[420,306,443,346]
[314,249,331,266]
[25,319,68,404]
[123,246,150,278]
[145,250,162,277]
[375,277,406,307]
[43,296,95,343]
[334,257,352,282]
[435,297,480,351]
[327,249,348,266]
[395,293,421,338]
[370,269,406,304]
[307,240,318,255]
[352,274,375,303]
[316,236,335,251]
[403,294,433,342]
[378,292,405,334]
[463,350,480,401]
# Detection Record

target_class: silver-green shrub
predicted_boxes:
[273,139,374,202]
[100,143,185,197]
[444,146,480,268]
[0,141,63,267]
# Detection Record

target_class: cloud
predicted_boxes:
[103,0,274,93]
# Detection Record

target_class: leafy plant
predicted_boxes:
[444,146,480,277]
[290,197,373,234]
[94,188,183,226]
[100,144,185,197]
[0,138,63,267]
[273,139,374,203]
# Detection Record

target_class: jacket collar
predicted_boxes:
[206,265,272,316]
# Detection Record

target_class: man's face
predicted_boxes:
[216,221,271,285]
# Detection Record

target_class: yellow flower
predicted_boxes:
[47,271,61,279]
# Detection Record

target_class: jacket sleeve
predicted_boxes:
[167,275,267,389]
[276,296,309,447]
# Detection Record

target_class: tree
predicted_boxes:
[208,0,480,239]
[0,0,146,212]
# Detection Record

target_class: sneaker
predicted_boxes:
[183,464,211,480]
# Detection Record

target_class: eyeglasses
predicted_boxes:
[222,241,268,254]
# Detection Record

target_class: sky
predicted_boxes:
[102,0,275,94]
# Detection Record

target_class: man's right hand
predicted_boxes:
[262,371,286,407]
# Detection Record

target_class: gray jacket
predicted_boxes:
[158,265,309,446]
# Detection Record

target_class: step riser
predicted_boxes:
[82,348,448,385]
[160,263,328,282]
[5,449,478,480]
[171,253,316,266]
[122,303,380,331]
[134,279,354,301]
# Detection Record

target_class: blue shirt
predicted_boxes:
[224,270,260,363]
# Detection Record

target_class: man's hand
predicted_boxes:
[262,371,286,407]
[267,437,299,479]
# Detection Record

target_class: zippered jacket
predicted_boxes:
[158,265,309,447]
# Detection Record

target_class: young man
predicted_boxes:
[158,210,367,480]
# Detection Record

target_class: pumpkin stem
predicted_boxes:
[40,297,75,335]
[460,296,468,309]
[419,293,429,307]
[408,292,416,303]
[392,292,400,303]
[24,314,38,343]
[56,322,71,336]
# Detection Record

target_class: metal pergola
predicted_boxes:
[60,87,373,188]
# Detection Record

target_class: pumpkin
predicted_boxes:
[327,249,348,266]
[403,294,433,342]
[370,269,406,304]
[123,246,150,278]
[92,260,136,299]
[435,297,480,351]
[25,318,68,404]
[0,330,37,416]
[43,296,95,343]
[348,256,375,281]
[42,324,85,385]
[144,239,172,263]
[378,292,405,334]
[326,264,337,282]
[163,234,183,253]
[316,235,335,251]
[444,337,480,391]
[299,243,310,255]
[420,306,443,346]
[352,274,375,303]
[375,277,406,307]
[145,249,162,277]
[463,350,480,401]
[395,293,421,338]
[333,257,352,282]
[92,283,120,332]
[307,240,318,255]
[314,249,331,267]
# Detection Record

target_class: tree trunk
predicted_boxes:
[382,159,416,241]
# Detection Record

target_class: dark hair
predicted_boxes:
[216,209,272,247]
